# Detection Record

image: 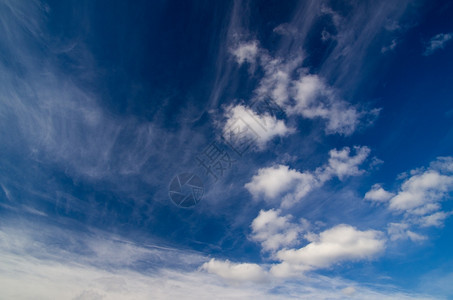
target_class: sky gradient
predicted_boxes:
[1,0,453,299]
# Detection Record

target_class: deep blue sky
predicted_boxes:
[1,0,453,299]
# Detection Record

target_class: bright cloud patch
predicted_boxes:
[250,209,309,252]
[365,184,395,202]
[245,146,370,207]
[367,157,453,239]
[223,104,294,149]
[244,165,314,201]
[271,225,385,277]
[201,258,268,283]
[389,170,453,212]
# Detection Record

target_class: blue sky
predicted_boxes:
[1,0,453,299]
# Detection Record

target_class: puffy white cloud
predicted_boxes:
[323,146,370,180]
[389,170,453,211]
[200,259,267,283]
[365,184,395,202]
[250,209,309,252]
[245,146,370,207]
[231,41,259,65]
[271,225,385,277]
[366,157,453,240]
[223,104,294,150]
[245,165,316,204]
[423,33,453,56]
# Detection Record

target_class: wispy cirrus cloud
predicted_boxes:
[0,221,428,300]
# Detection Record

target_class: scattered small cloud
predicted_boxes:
[387,223,427,242]
[381,39,398,53]
[419,211,453,228]
[231,41,259,65]
[367,157,453,242]
[250,209,309,252]
[222,104,294,150]
[271,224,385,277]
[423,33,453,56]
[245,146,370,207]
[230,42,378,136]
[200,259,268,283]
[365,184,395,202]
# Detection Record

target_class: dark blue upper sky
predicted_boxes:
[1,0,453,299]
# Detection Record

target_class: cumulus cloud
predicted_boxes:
[389,170,453,212]
[365,184,395,202]
[271,225,385,277]
[222,104,294,150]
[250,209,309,252]
[323,146,371,180]
[367,157,453,240]
[200,259,268,283]
[423,33,453,56]
[245,146,370,207]
[244,165,315,203]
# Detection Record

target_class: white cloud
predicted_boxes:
[200,259,268,283]
[250,209,309,252]
[0,222,430,300]
[253,54,302,107]
[290,74,361,135]
[430,156,453,173]
[389,170,453,211]
[342,286,357,296]
[231,40,376,136]
[271,224,385,277]
[223,104,294,150]
[420,211,453,228]
[231,41,259,65]
[245,146,370,207]
[366,157,453,241]
[387,223,427,242]
[245,165,315,203]
[323,146,370,180]
[365,184,395,202]
[423,33,453,56]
